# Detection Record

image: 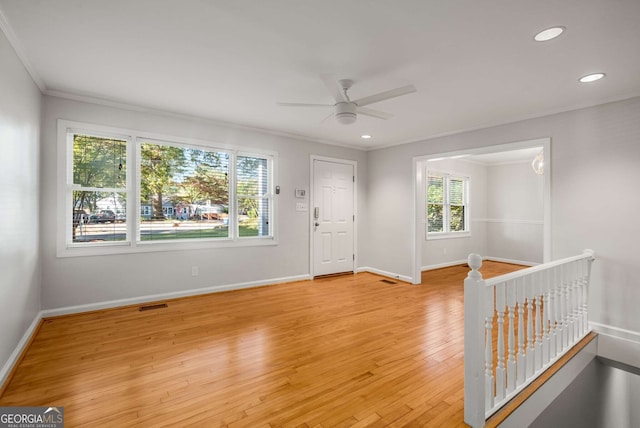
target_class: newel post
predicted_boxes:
[464,253,486,428]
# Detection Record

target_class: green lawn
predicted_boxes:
[140,221,262,241]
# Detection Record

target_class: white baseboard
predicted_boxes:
[41,274,311,318]
[483,256,538,266]
[591,322,640,371]
[0,311,43,389]
[590,322,640,343]
[357,267,412,283]
[421,260,468,271]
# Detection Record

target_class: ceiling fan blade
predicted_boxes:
[353,84,417,107]
[320,74,347,103]
[358,107,393,120]
[320,112,335,123]
[277,102,333,108]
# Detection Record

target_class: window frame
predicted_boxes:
[57,120,278,258]
[425,169,470,240]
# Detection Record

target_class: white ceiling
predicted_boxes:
[1,0,639,150]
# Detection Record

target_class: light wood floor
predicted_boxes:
[0,262,525,427]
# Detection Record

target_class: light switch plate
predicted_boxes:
[295,202,308,211]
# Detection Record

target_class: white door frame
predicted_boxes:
[411,137,551,284]
[310,155,358,277]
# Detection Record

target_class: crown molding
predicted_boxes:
[0,8,46,91]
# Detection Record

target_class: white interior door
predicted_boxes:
[313,159,354,276]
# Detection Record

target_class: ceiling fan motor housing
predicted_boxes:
[335,102,357,124]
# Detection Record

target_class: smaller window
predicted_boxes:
[236,154,273,238]
[426,171,469,238]
[67,131,129,246]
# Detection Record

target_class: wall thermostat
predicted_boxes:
[295,189,306,198]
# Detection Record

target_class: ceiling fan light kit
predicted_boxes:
[335,102,357,124]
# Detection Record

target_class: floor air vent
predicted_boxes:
[380,279,397,285]
[139,303,168,311]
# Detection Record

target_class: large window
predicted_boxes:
[426,171,469,238]
[138,140,231,241]
[61,121,275,256]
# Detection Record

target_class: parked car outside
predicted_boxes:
[73,210,89,226]
[89,209,116,223]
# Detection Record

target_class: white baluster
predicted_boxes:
[506,280,517,393]
[560,264,568,351]
[526,275,534,379]
[549,267,558,359]
[541,268,550,366]
[495,283,506,402]
[533,272,543,372]
[576,260,586,338]
[569,261,577,343]
[574,261,583,338]
[554,266,563,355]
[516,277,526,385]
[485,288,495,411]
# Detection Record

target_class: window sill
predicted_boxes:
[426,232,471,241]
[57,237,278,258]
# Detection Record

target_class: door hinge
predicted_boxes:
[353,215,355,222]
[353,254,355,261]
[353,175,355,182]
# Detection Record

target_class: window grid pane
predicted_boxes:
[236,155,271,238]
[139,142,230,241]
[72,191,127,243]
[449,178,464,205]
[73,134,126,188]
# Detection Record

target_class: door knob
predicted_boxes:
[315,222,320,227]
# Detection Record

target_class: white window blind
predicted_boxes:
[68,132,129,245]
[236,154,272,238]
[426,171,469,238]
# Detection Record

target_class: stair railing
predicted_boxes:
[464,250,595,427]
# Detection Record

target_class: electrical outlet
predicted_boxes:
[191,266,199,276]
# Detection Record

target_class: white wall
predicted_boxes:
[0,29,41,376]
[40,96,367,309]
[530,359,640,428]
[421,158,487,268]
[485,160,544,264]
[364,96,640,335]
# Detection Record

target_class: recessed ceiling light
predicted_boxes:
[534,26,565,42]
[579,73,606,83]
[361,134,372,139]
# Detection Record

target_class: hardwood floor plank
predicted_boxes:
[0,262,525,427]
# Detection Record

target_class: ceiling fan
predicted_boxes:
[277,75,417,125]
